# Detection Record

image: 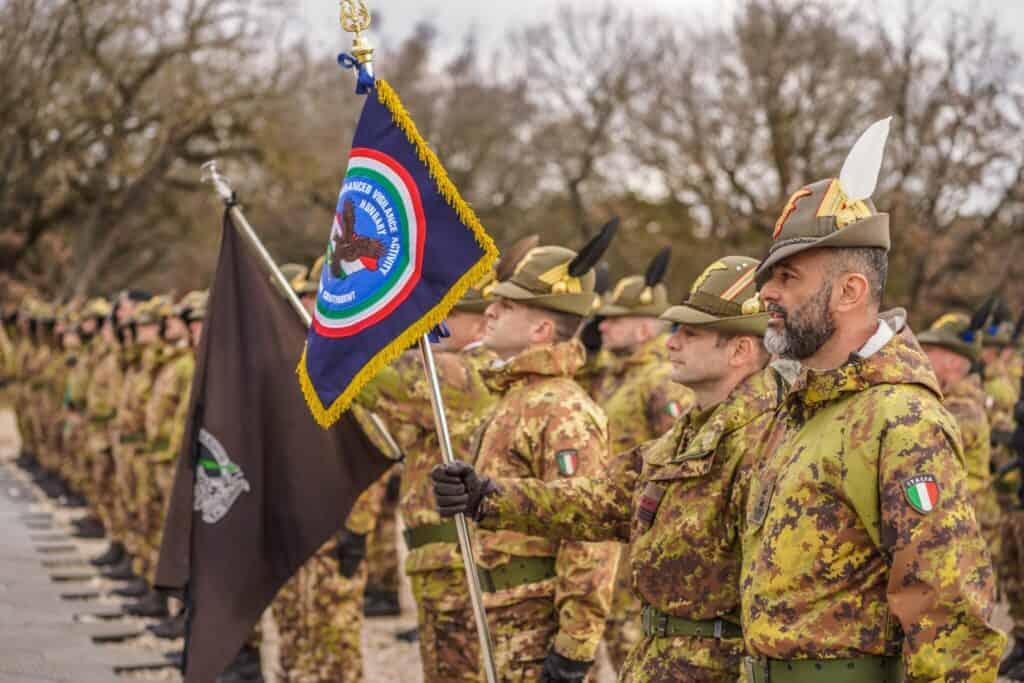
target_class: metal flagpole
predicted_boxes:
[418,337,499,683]
[201,160,404,463]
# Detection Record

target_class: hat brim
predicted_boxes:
[453,298,490,314]
[917,331,978,363]
[489,281,596,316]
[755,214,890,287]
[597,303,670,318]
[660,305,769,336]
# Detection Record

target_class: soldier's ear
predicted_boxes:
[834,271,870,313]
[529,315,556,345]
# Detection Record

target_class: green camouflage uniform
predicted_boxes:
[112,343,159,560]
[942,374,1000,562]
[36,343,65,472]
[473,339,618,680]
[589,334,695,671]
[478,367,780,682]
[138,344,194,583]
[363,471,401,597]
[362,344,497,682]
[86,345,122,532]
[13,332,39,459]
[0,323,14,409]
[741,319,1005,679]
[61,341,93,496]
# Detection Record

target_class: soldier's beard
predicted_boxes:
[763,285,836,360]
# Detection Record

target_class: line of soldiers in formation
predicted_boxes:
[3,173,1024,683]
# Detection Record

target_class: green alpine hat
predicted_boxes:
[133,296,173,325]
[599,247,672,318]
[983,320,1014,348]
[82,297,113,321]
[756,118,893,287]
[176,290,208,322]
[917,312,980,364]
[489,220,618,316]
[455,234,541,314]
[662,256,769,336]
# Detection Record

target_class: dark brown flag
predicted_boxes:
[155,211,389,682]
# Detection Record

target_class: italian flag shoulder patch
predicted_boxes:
[903,474,939,514]
[555,449,579,476]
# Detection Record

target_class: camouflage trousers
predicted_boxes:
[619,633,744,683]
[1001,508,1024,636]
[89,443,116,532]
[59,414,89,497]
[604,543,642,674]
[111,441,143,556]
[365,479,400,595]
[409,569,481,683]
[272,537,367,683]
[487,596,557,682]
[133,458,175,584]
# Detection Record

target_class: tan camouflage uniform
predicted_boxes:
[589,334,695,672]
[472,339,618,680]
[478,367,779,682]
[138,344,194,583]
[86,344,122,532]
[741,318,1005,679]
[61,339,93,496]
[361,344,497,682]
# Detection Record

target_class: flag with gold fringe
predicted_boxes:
[298,78,498,428]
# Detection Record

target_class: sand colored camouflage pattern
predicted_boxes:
[365,478,401,595]
[85,346,123,532]
[356,345,496,681]
[588,333,695,671]
[0,323,14,408]
[473,339,618,665]
[272,536,367,683]
[741,321,1005,679]
[942,374,1000,560]
[479,368,781,681]
[346,465,395,535]
[60,341,95,495]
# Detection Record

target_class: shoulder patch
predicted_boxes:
[903,474,939,514]
[555,449,579,476]
[665,400,683,418]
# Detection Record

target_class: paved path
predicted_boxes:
[0,463,180,683]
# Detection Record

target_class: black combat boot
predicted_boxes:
[362,590,401,617]
[71,516,105,538]
[90,542,125,567]
[147,611,186,640]
[123,589,169,618]
[60,491,88,508]
[102,556,136,581]
[1002,636,1024,676]
[112,577,149,598]
[395,626,419,642]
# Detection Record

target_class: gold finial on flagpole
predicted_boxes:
[340,0,374,65]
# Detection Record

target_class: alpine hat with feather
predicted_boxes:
[488,219,618,316]
[454,234,540,314]
[756,117,893,287]
[598,247,672,317]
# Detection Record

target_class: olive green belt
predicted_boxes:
[477,557,556,593]
[119,433,145,444]
[149,437,171,451]
[743,655,903,683]
[403,521,457,549]
[641,604,742,639]
[89,413,115,425]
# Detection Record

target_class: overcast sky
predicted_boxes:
[291,0,1024,56]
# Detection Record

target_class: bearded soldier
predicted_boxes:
[744,119,1004,680]
[588,249,696,673]
[434,255,776,682]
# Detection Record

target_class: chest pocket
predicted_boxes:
[635,450,715,531]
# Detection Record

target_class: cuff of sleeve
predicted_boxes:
[476,492,500,527]
[552,631,597,663]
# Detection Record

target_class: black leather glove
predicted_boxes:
[334,529,366,579]
[539,650,592,683]
[431,460,497,520]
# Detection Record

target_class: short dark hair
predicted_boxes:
[540,308,583,342]
[830,247,887,304]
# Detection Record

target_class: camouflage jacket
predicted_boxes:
[145,345,195,462]
[358,343,497,581]
[592,335,695,455]
[984,360,1020,499]
[113,344,160,442]
[943,375,998,524]
[85,346,123,451]
[64,341,96,411]
[345,464,397,535]
[480,368,780,621]
[741,319,1004,679]
[473,339,618,662]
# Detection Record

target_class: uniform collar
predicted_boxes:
[485,339,586,392]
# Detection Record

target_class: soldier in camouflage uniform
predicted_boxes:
[433,234,620,682]
[125,295,196,617]
[918,314,1000,560]
[588,250,696,673]
[352,284,498,682]
[744,130,1004,680]
[59,305,91,506]
[435,256,775,682]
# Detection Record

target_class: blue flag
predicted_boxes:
[298,80,497,428]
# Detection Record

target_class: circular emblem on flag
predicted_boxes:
[903,474,939,514]
[314,147,426,338]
